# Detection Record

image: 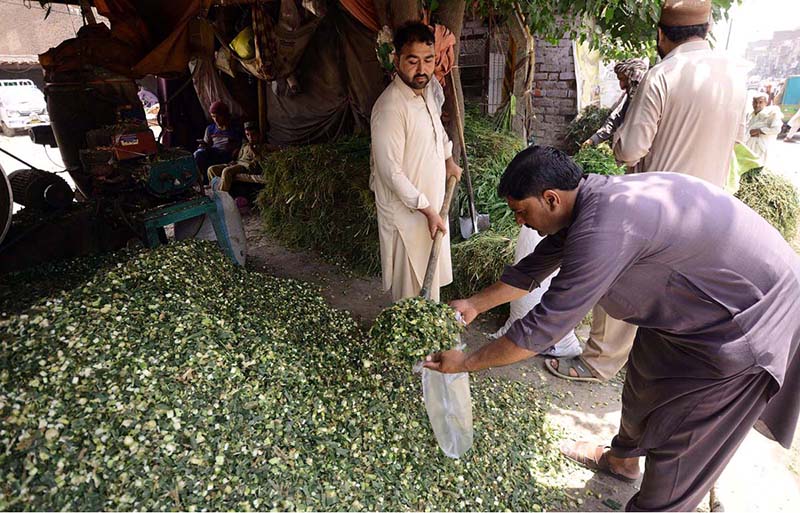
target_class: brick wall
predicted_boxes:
[530,37,577,149]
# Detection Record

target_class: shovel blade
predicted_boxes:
[459,214,491,239]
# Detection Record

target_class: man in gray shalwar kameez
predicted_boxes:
[424,146,800,512]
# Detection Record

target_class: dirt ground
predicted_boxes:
[242,213,800,512]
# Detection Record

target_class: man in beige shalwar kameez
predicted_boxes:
[547,0,748,384]
[370,22,462,302]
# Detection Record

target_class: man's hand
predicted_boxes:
[581,138,594,148]
[420,206,447,239]
[750,128,762,137]
[423,349,468,373]
[449,298,479,325]
[445,159,463,181]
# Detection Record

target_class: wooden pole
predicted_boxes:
[258,80,268,135]
[79,0,96,25]
[419,175,459,299]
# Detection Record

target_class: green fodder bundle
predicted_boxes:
[446,231,517,300]
[735,167,800,241]
[460,108,526,236]
[1,241,569,511]
[255,137,380,274]
[573,144,625,176]
[564,105,612,155]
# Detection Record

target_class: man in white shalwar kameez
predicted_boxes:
[746,93,784,165]
[370,22,462,302]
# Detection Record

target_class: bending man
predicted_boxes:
[427,145,800,512]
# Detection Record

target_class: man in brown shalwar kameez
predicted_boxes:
[425,146,800,512]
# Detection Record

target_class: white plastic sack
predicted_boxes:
[491,226,581,358]
[173,188,247,266]
[422,367,473,458]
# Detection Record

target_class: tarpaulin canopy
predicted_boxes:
[39,0,212,77]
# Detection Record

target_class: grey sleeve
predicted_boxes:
[504,229,643,354]
[500,231,567,291]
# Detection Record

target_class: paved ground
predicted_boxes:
[3,130,800,511]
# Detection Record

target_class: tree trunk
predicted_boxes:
[437,0,466,164]
[373,0,421,29]
[506,4,535,143]
[436,0,470,234]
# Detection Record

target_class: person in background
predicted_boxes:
[194,101,242,182]
[207,121,274,192]
[582,58,650,148]
[786,107,800,143]
[547,0,747,386]
[746,92,784,165]
[137,85,159,109]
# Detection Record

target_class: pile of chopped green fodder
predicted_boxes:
[573,144,625,176]
[369,297,464,364]
[564,105,612,155]
[735,167,800,241]
[1,240,569,511]
[255,137,380,274]
[459,107,526,237]
[445,231,517,301]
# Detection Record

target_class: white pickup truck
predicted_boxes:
[0,79,50,136]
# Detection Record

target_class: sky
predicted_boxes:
[713,0,800,56]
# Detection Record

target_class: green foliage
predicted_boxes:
[460,108,525,236]
[445,231,517,301]
[735,167,800,241]
[1,240,569,510]
[255,137,380,274]
[573,144,625,176]
[469,0,738,60]
[565,105,611,155]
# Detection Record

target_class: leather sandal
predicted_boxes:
[560,441,640,483]
[545,356,601,383]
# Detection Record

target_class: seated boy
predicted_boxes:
[207,121,273,191]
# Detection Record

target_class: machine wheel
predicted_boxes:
[1,166,12,245]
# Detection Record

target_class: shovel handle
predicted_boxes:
[420,174,459,300]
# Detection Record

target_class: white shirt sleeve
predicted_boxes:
[371,108,430,210]
[762,108,784,136]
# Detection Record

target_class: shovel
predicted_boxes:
[448,67,488,239]
[419,174,458,300]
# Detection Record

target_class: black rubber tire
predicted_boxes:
[0,166,12,245]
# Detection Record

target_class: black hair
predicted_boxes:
[497,146,583,200]
[658,23,709,44]
[393,22,435,55]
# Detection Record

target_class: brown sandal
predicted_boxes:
[545,357,601,383]
[560,441,640,483]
